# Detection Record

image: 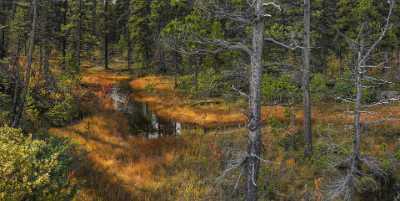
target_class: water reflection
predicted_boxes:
[110,86,182,138]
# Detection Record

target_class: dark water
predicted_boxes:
[109,86,182,138]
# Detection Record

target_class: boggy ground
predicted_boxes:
[130,75,400,127]
[50,64,400,201]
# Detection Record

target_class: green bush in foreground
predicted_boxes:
[0,126,76,201]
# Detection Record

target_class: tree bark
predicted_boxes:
[76,0,82,70]
[12,0,37,127]
[61,0,68,70]
[11,42,21,118]
[126,3,133,69]
[246,1,265,201]
[0,28,5,59]
[173,47,179,88]
[104,0,109,69]
[42,45,54,88]
[303,0,313,157]
[348,47,364,200]
[127,28,133,69]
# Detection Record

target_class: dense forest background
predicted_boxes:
[1,0,400,201]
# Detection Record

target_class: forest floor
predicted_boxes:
[49,63,400,201]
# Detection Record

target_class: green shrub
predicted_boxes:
[311,73,329,101]
[0,71,12,125]
[261,74,300,104]
[0,126,76,201]
[362,88,378,104]
[395,148,400,161]
[45,94,78,127]
[333,70,354,99]
[178,68,228,97]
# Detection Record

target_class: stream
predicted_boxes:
[109,86,182,139]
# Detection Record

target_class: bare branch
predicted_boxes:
[232,85,249,99]
[360,62,385,69]
[336,97,355,103]
[335,29,360,50]
[363,96,400,108]
[359,0,395,65]
[206,39,252,55]
[263,1,281,11]
[265,37,303,50]
[363,75,393,85]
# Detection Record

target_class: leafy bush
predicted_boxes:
[332,69,378,104]
[45,94,78,127]
[311,73,329,101]
[0,126,76,201]
[261,74,300,104]
[362,87,378,104]
[333,69,354,99]
[178,68,228,97]
[0,71,12,125]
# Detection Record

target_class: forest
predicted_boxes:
[0,0,400,201]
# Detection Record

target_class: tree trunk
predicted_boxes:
[76,0,82,70]
[303,0,313,157]
[349,48,363,200]
[0,28,5,59]
[127,29,133,69]
[194,56,199,92]
[126,3,133,70]
[42,45,54,88]
[104,0,109,69]
[174,48,179,88]
[12,0,37,127]
[11,42,21,118]
[61,0,68,70]
[384,50,390,78]
[92,0,97,36]
[246,1,265,201]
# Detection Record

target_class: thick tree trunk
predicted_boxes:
[303,0,313,157]
[12,0,37,127]
[246,1,264,201]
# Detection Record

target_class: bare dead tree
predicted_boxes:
[303,0,312,157]
[327,1,395,200]
[163,1,302,200]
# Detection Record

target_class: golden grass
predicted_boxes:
[81,71,131,87]
[50,81,222,201]
[49,65,400,201]
[130,76,175,92]
[130,76,400,128]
